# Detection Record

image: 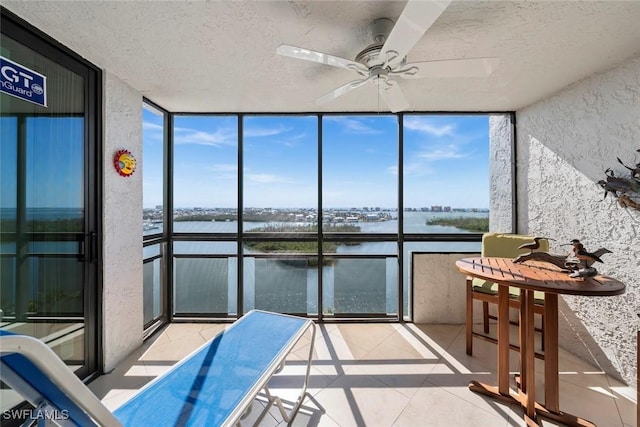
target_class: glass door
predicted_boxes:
[1,12,99,389]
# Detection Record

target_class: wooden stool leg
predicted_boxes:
[483,301,490,333]
[541,313,545,352]
[466,278,473,355]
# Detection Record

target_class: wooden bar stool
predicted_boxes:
[466,233,548,358]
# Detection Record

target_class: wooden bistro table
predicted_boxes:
[456,257,625,427]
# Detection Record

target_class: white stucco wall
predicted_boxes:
[412,253,479,324]
[489,114,515,233]
[102,72,144,372]
[516,55,640,386]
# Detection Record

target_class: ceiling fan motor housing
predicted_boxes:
[356,18,406,70]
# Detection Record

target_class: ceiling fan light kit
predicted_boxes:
[277,0,498,113]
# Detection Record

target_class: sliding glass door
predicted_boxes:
[1,13,100,386]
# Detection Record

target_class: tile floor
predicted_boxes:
[88,322,637,427]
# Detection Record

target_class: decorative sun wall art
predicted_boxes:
[113,149,137,177]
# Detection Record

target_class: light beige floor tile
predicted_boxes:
[346,331,439,398]
[144,327,172,347]
[555,378,623,426]
[444,330,522,374]
[343,361,432,400]
[161,322,209,341]
[139,332,207,362]
[312,322,339,333]
[234,398,280,427]
[198,323,228,340]
[362,336,429,361]
[301,330,370,371]
[104,350,147,378]
[101,388,143,411]
[291,326,338,362]
[312,374,410,427]
[87,373,149,401]
[607,377,637,427]
[139,361,176,377]
[331,323,398,353]
[276,392,341,427]
[410,323,464,353]
[266,352,338,398]
[86,321,632,427]
[393,384,512,427]
[369,327,442,360]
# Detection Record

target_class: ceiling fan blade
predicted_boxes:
[395,58,500,79]
[316,78,371,106]
[277,44,368,74]
[381,0,452,69]
[379,81,409,113]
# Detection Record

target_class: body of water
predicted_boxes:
[160,211,487,234]
[0,207,83,220]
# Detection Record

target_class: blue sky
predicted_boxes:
[0,109,488,213]
[1,117,84,210]
[143,107,490,210]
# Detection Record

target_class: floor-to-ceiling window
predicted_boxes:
[243,115,318,315]
[401,114,491,319]
[0,9,101,413]
[172,115,239,318]
[322,115,399,317]
[142,100,168,335]
[159,112,498,321]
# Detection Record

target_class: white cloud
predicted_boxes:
[174,126,237,147]
[418,145,467,161]
[143,121,164,131]
[244,124,291,138]
[245,173,288,184]
[208,163,238,181]
[273,132,309,148]
[325,116,381,135]
[210,163,237,172]
[404,117,455,137]
[402,161,436,177]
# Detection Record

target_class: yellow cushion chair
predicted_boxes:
[465,233,548,357]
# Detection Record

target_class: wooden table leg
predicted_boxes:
[544,293,559,412]
[532,292,597,427]
[469,288,597,426]
[519,289,528,396]
[523,290,537,421]
[468,285,517,406]
[498,285,510,395]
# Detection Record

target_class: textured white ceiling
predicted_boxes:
[3,0,640,113]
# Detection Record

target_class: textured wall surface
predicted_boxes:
[489,114,514,233]
[517,55,640,386]
[102,72,144,372]
[412,253,479,324]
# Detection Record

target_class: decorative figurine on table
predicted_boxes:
[517,236,554,254]
[564,239,612,278]
[513,236,612,278]
[513,236,567,269]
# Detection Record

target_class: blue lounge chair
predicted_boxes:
[0,310,316,426]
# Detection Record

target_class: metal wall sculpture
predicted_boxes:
[597,149,640,211]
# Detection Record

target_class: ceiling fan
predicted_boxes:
[276,0,499,112]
